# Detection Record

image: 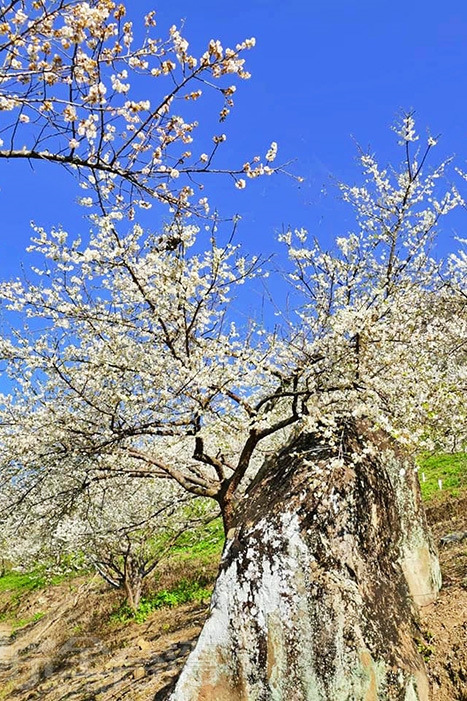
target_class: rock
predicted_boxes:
[170,419,440,701]
[439,531,467,545]
[136,637,151,651]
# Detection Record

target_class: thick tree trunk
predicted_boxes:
[169,419,441,700]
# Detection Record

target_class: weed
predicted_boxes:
[0,681,15,700]
[415,630,434,662]
[416,639,433,662]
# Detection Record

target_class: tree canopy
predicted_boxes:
[1,115,467,537]
[1,2,467,551]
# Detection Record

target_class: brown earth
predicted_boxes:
[421,495,467,701]
[0,497,466,701]
[0,560,215,701]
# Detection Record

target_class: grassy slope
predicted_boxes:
[0,518,225,629]
[417,452,467,502]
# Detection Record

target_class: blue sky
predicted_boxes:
[1,0,467,278]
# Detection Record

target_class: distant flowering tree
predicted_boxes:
[0,455,217,610]
[0,0,285,217]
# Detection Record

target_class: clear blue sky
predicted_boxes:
[1,0,467,276]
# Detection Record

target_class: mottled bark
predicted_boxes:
[170,419,440,700]
[124,560,143,612]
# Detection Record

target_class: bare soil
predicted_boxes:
[421,495,467,701]
[0,497,466,700]
[0,564,214,700]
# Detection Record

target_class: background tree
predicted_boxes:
[0,457,217,610]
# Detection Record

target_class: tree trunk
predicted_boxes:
[169,419,441,700]
[123,560,143,612]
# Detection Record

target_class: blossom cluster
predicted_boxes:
[280,116,467,452]
[0,0,283,216]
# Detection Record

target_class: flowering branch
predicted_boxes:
[0,0,284,217]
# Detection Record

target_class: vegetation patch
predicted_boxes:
[0,565,80,595]
[417,453,467,502]
[0,682,15,701]
[110,576,213,624]
[169,518,225,561]
[0,570,50,594]
[10,611,45,635]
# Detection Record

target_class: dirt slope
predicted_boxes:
[421,496,467,701]
[0,573,211,700]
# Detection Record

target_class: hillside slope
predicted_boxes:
[0,495,466,699]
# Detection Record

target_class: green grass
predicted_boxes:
[0,567,80,626]
[110,576,213,624]
[10,610,45,633]
[417,453,467,501]
[0,568,72,594]
[170,517,225,561]
[0,570,49,594]
[0,570,52,628]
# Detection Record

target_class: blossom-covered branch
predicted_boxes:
[0,0,284,216]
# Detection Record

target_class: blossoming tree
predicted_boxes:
[0,461,215,611]
[1,2,467,698]
[2,111,467,698]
